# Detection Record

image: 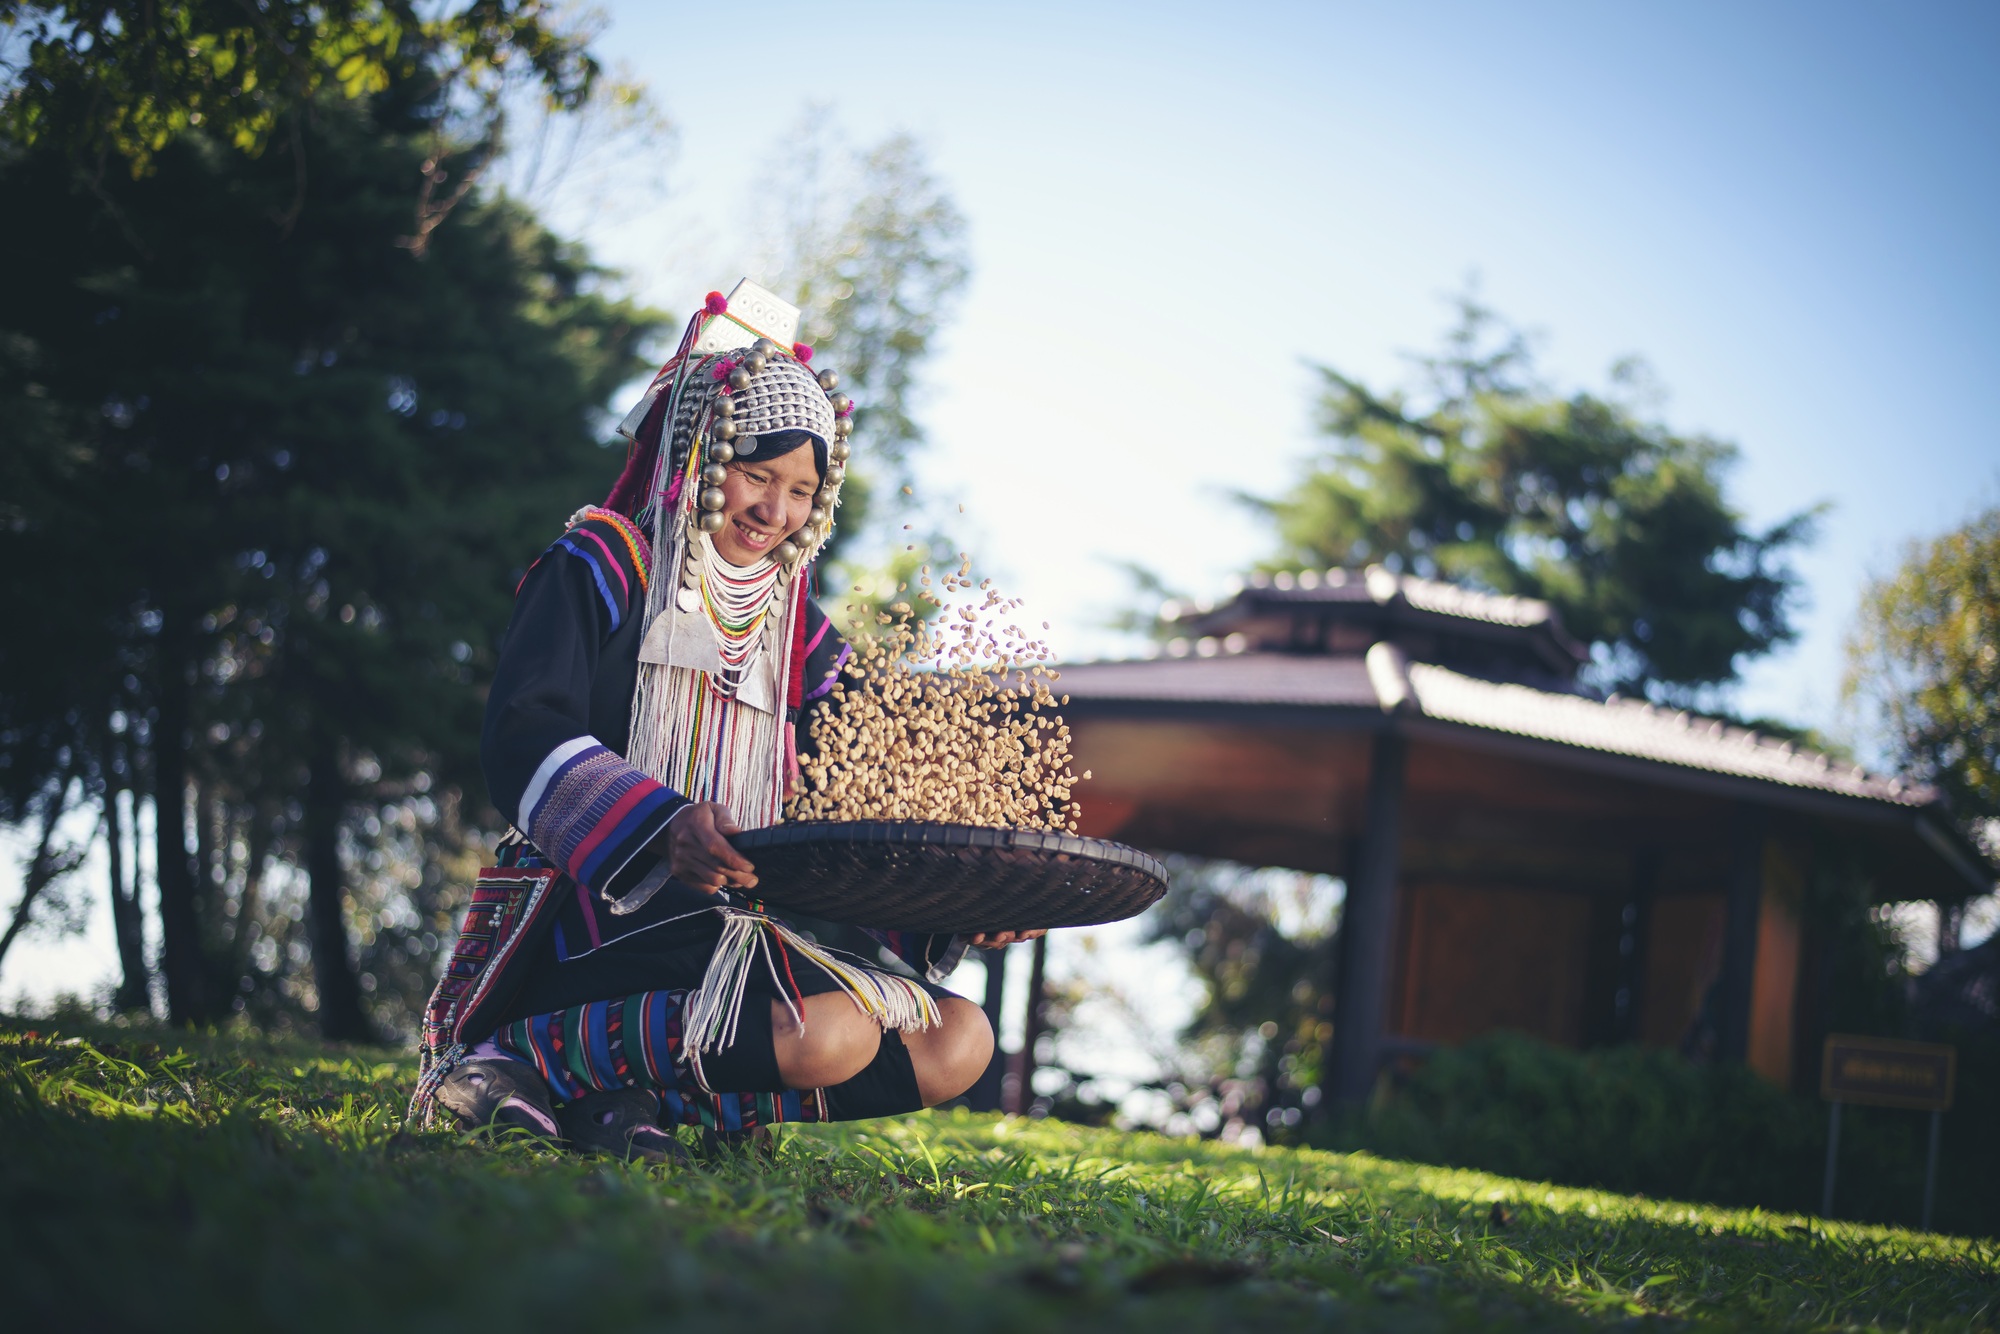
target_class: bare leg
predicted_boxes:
[901,998,994,1106]
[769,993,882,1090]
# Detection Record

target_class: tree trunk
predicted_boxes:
[304,737,372,1042]
[154,656,212,1026]
[103,760,151,1014]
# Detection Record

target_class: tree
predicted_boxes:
[751,117,970,562]
[1845,507,2000,945]
[0,88,655,1034]
[1261,297,1820,702]
[1,2,595,185]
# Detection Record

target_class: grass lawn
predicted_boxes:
[3,1022,1993,1332]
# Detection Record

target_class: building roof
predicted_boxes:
[1171,565,1589,680]
[1057,643,1932,809]
[1395,656,1929,808]
[1054,653,1378,709]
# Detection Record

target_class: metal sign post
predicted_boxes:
[1819,1034,1956,1231]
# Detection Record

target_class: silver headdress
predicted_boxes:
[610,279,854,849]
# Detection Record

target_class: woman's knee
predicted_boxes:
[770,995,879,1090]
[911,998,994,1105]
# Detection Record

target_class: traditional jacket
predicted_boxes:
[412,508,961,1113]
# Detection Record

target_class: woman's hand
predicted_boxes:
[967,929,1046,949]
[664,802,758,893]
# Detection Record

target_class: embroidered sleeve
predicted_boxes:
[484,509,680,901]
[518,737,686,900]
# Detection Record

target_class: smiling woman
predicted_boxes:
[408,283,1017,1162]
[711,436,822,564]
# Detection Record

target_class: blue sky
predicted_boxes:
[7,0,1998,1010]
[577,0,2000,733]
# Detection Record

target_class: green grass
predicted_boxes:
[2,1022,1993,1332]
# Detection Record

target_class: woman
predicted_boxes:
[409,286,1038,1159]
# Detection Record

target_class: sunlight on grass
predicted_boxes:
[2,1023,1992,1332]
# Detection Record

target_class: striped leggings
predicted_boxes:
[489,988,922,1131]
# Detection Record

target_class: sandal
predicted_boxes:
[558,1088,688,1164]
[435,1058,561,1145]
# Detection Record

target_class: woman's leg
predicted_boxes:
[902,997,995,1105]
[769,992,884,1090]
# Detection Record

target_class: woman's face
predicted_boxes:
[712,446,820,565]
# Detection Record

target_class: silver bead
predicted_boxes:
[752,337,779,358]
[833,416,853,439]
[827,392,851,415]
[714,418,738,440]
[807,506,827,526]
[817,485,838,506]
[702,463,728,486]
[714,395,735,417]
[708,441,735,464]
[775,540,800,564]
[816,368,840,391]
[698,510,726,534]
[699,486,726,511]
[742,351,767,375]
[728,366,751,391]
[829,440,850,463]
[825,464,846,487]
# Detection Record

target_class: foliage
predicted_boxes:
[0,1,596,188]
[1327,1031,2000,1240]
[0,90,657,1036]
[1140,856,1338,1135]
[2,1022,1994,1331]
[1845,507,2000,857]
[753,116,970,560]
[1259,297,1820,701]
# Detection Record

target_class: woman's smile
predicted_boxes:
[712,444,822,565]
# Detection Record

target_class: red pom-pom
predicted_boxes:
[837,400,854,418]
[704,291,728,315]
[710,358,736,382]
[792,342,813,363]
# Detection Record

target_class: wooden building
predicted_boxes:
[1057,567,1992,1103]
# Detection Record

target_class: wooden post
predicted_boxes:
[1716,808,1767,1064]
[1922,1108,1942,1232]
[1329,730,1407,1107]
[968,942,1010,1112]
[1011,934,1050,1114]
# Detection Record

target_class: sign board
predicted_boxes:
[1820,1034,1955,1111]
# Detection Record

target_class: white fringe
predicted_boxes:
[681,907,942,1094]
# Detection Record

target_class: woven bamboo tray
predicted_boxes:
[726,821,1168,935]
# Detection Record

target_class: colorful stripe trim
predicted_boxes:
[522,740,686,897]
[574,507,653,590]
[805,642,851,702]
[495,991,822,1128]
